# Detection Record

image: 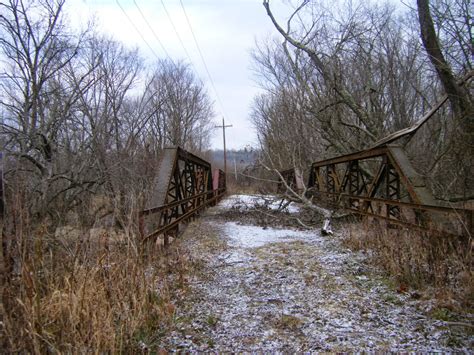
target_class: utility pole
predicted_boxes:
[215,117,232,175]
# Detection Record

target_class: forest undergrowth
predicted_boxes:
[343,220,473,311]
[0,221,191,353]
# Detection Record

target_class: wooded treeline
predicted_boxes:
[252,0,472,201]
[0,0,214,228]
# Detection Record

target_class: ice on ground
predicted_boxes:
[218,194,300,213]
[224,221,317,248]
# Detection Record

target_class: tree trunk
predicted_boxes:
[416,0,472,122]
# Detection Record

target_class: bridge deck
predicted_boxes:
[156,194,472,352]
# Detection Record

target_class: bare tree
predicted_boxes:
[414,0,473,200]
[146,60,214,152]
[68,36,147,224]
[0,0,88,221]
[254,1,435,165]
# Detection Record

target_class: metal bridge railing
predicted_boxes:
[278,144,472,237]
[139,147,226,245]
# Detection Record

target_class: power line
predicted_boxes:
[131,0,206,101]
[178,0,227,118]
[159,0,197,72]
[133,0,171,60]
[115,0,160,60]
[116,0,228,123]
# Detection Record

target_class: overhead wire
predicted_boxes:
[132,0,172,61]
[178,0,228,118]
[130,0,207,106]
[159,0,198,73]
[115,0,161,60]
[116,0,228,121]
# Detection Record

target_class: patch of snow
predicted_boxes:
[218,194,300,213]
[223,221,318,248]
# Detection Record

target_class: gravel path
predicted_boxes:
[161,195,473,352]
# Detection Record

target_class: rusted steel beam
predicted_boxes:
[176,146,211,169]
[304,142,472,236]
[371,71,473,148]
[142,189,225,241]
[310,146,388,168]
[313,191,471,234]
[139,188,225,216]
[140,190,211,216]
[213,169,226,191]
[307,145,431,205]
[386,146,436,205]
[371,97,448,148]
[344,207,461,236]
[385,161,401,218]
[141,146,225,244]
[312,190,470,214]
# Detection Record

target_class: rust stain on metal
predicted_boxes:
[140,146,226,245]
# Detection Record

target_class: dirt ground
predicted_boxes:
[158,195,473,352]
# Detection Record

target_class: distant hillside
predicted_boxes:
[208,147,259,168]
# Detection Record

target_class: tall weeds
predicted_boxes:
[1,219,186,352]
[344,220,473,308]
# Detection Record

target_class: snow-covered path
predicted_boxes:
[161,195,472,352]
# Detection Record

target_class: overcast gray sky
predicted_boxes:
[66,0,294,150]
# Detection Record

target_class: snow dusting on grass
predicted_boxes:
[158,194,473,352]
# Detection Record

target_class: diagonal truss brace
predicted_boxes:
[140,147,225,245]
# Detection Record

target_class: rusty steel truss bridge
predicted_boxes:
[138,147,226,245]
[279,145,472,237]
[278,74,474,238]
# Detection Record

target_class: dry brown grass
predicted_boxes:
[1,223,190,353]
[344,220,473,308]
[226,182,258,195]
